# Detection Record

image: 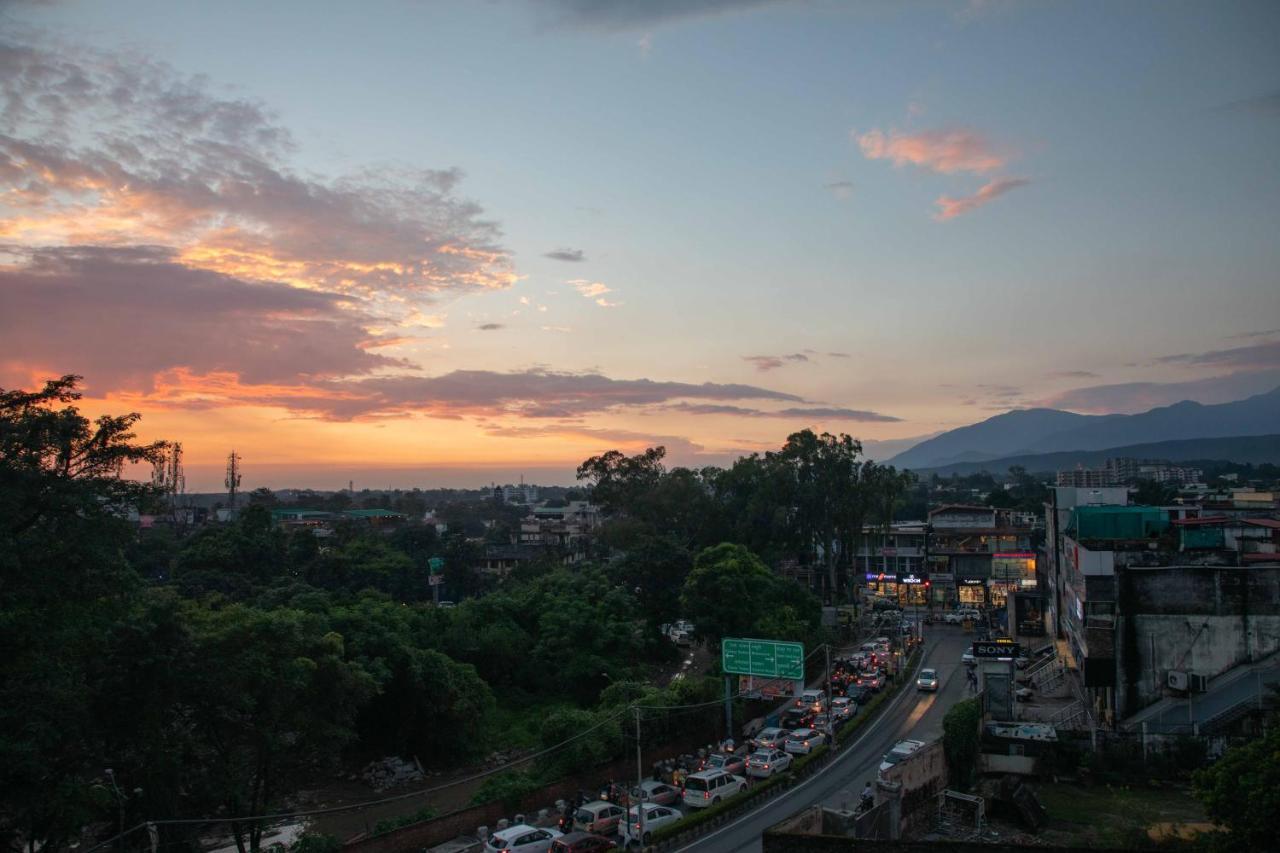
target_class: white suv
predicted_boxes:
[681,769,747,808]
[485,825,561,853]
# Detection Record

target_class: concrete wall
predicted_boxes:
[1116,565,1280,716]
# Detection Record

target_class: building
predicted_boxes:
[1042,485,1280,726]
[497,482,540,504]
[1057,466,1117,488]
[926,505,1040,609]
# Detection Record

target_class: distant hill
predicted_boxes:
[912,434,1280,477]
[889,386,1280,469]
[888,408,1109,469]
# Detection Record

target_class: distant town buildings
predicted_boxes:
[1056,457,1204,487]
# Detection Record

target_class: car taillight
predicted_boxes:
[704,791,709,799]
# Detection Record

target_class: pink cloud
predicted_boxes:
[856,128,1007,175]
[933,177,1029,220]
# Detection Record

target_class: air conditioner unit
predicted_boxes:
[1189,673,1209,693]
[1167,670,1189,691]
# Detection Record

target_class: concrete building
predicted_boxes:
[927,505,1040,609]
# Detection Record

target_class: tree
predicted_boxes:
[942,698,981,790]
[182,605,377,853]
[0,376,167,853]
[680,543,820,648]
[576,446,668,517]
[1134,479,1179,506]
[1193,727,1280,851]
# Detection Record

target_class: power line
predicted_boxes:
[83,703,637,853]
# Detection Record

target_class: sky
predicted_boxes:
[1,0,1278,490]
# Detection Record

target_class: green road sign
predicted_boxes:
[428,557,445,574]
[721,638,804,680]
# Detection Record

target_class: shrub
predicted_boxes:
[470,771,541,810]
[291,834,341,853]
[942,697,981,790]
[371,805,437,837]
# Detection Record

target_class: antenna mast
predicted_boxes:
[225,451,242,508]
[151,442,185,523]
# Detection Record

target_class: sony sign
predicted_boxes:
[972,640,1023,659]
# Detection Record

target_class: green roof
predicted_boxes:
[1069,505,1169,540]
[342,508,406,518]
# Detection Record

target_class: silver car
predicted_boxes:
[745,748,793,778]
[916,668,939,692]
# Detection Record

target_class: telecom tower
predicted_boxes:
[151,442,185,522]
[225,451,242,508]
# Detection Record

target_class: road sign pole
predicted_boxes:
[724,676,733,740]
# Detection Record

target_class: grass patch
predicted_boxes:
[1037,783,1208,849]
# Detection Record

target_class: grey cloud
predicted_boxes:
[544,247,586,262]
[215,368,807,421]
[1048,370,1099,379]
[743,353,808,372]
[825,180,854,200]
[827,351,851,358]
[539,0,788,30]
[666,402,900,422]
[1156,340,1280,371]
[1042,370,1280,414]
[0,246,402,391]
[0,38,513,302]
[1217,90,1280,118]
[477,322,505,331]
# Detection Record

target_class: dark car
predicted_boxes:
[781,708,811,729]
[844,685,871,704]
[552,831,617,852]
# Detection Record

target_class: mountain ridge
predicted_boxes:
[889,386,1280,470]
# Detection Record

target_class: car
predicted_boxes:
[962,649,976,666]
[812,713,838,733]
[630,780,679,806]
[916,668,939,692]
[745,748,793,778]
[486,824,562,853]
[703,751,746,776]
[750,726,788,750]
[844,685,871,704]
[781,707,811,729]
[943,611,964,624]
[574,801,626,835]
[552,832,617,853]
[859,671,883,691]
[784,728,820,755]
[682,769,747,809]
[878,739,926,776]
[797,689,826,712]
[830,696,855,719]
[618,804,681,847]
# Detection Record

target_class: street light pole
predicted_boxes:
[634,706,645,843]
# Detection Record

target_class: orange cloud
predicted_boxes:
[856,127,1007,174]
[933,177,1029,220]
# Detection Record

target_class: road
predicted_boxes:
[676,626,974,853]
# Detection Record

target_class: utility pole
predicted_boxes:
[823,644,834,743]
[724,675,733,739]
[634,707,645,843]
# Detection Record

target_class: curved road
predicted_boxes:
[677,627,974,853]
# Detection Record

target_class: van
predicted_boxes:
[681,769,746,808]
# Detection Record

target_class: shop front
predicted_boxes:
[865,571,898,600]
[957,576,987,606]
[899,571,929,607]
[990,552,1038,607]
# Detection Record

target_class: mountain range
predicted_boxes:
[888,386,1280,470]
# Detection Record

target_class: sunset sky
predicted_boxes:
[2,0,1278,490]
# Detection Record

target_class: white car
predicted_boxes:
[618,803,681,846]
[750,726,788,750]
[745,748,793,778]
[485,824,562,853]
[784,728,820,755]
[574,801,626,835]
[962,649,976,666]
[916,668,939,692]
[797,689,826,712]
[631,780,680,806]
[878,739,926,776]
[681,769,747,808]
[830,696,855,719]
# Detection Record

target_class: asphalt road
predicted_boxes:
[677,626,975,853]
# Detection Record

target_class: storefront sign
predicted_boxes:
[866,572,897,581]
[900,573,927,585]
[958,577,985,586]
[973,640,1022,658]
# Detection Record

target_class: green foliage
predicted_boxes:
[1193,728,1280,851]
[680,543,822,649]
[536,708,623,778]
[371,806,437,837]
[469,771,541,810]
[942,697,982,790]
[291,834,342,853]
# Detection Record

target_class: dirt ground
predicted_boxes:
[1035,782,1211,848]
